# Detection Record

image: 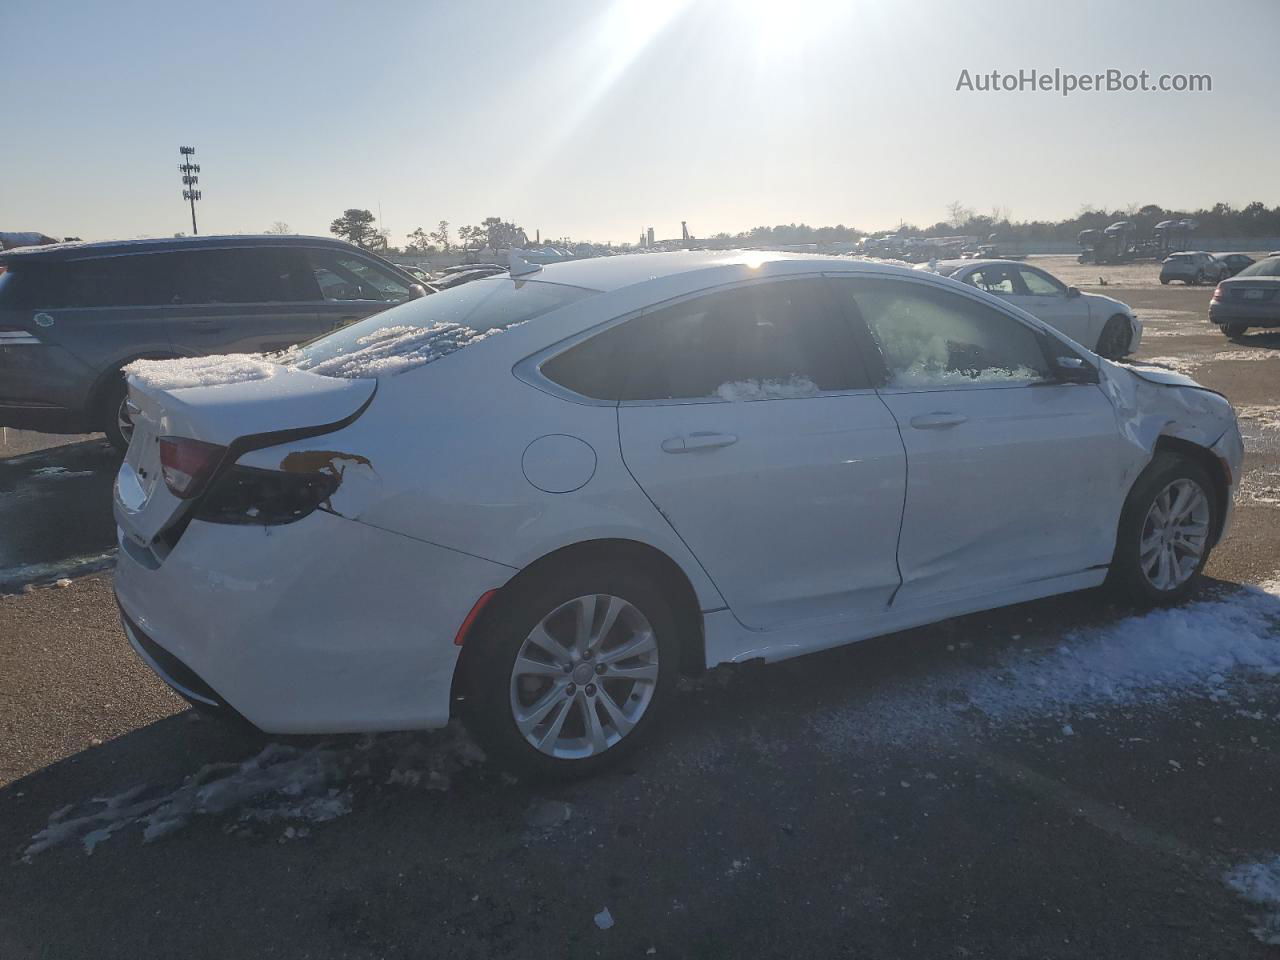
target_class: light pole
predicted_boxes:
[179,146,202,235]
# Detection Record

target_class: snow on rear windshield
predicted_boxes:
[288,277,592,378]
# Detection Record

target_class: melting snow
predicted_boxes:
[889,364,1044,388]
[814,580,1280,746]
[1134,356,1202,375]
[715,376,819,401]
[1225,857,1280,944]
[125,354,280,391]
[23,725,484,858]
[289,321,502,379]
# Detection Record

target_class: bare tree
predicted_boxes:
[946,201,975,228]
[266,221,292,234]
[429,220,452,252]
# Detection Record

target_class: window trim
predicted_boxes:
[517,273,879,407]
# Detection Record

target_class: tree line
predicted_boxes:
[326,209,530,255]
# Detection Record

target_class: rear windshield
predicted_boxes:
[1236,258,1280,278]
[289,276,593,378]
[1167,254,1193,262]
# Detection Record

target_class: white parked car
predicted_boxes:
[114,252,1240,776]
[921,259,1142,359]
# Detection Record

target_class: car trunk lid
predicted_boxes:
[114,360,376,546]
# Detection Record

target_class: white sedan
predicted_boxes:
[921,259,1142,359]
[114,251,1240,776]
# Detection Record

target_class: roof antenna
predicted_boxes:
[509,248,541,277]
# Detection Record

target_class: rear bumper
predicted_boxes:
[1208,302,1280,326]
[114,510,516,734]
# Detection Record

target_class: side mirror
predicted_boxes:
[1066,286,1081,298]
[1053,355,1098,384]
[409,283,428,299]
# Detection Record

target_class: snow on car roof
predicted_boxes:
[531,250,919,293]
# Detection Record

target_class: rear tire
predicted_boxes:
[101,374,132,452]
[1108,452,1218,605]
[1223,322,1248,338]
[1095,315,1132,359]
[461,562,679,779]
[1193,270,1207,285]
[1160,278,1170,285]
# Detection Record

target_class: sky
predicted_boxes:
[3,0,1277,246]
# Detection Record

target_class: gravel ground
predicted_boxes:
[3,262,1280,958]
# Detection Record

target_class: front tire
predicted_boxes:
[1223,322,1249,338]
[1095,315,1132,359]
[1109,452,1218,605]
[1193,270,1207,285]
[462,563,679,778]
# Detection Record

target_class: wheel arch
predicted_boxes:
[1152,435,1230,545]
[86,350,181,418]
[450,537,707,713]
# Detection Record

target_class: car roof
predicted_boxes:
[530,250,844,293]
[0,234,371,263]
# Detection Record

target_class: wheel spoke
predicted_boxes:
[1156,545,1173,589]
[574,595,597,655]
[598,631,657,666]
[596,686,635,737]
[591,596,624,652]
[515,680,569,736]
[606,661,659,683]
[580,691,608,753]
[524,624,572,666]
[534,697,574,751]
[513,655,566,679]
[1168,483,1193,522]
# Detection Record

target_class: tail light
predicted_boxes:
[1211,284,1224,302]
[193,465,339,525]
[158,436,226,499]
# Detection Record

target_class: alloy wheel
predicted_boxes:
[1139,478,1210,591]
[509,594,659,760]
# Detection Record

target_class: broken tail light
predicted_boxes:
[159,437,226,499]
[193,465,339,525]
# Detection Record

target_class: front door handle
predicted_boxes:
[909,412,968,430]
[661,432,739,453]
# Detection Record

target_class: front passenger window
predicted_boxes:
[835,278,1051,388]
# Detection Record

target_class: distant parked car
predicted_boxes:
[923,259,1142,358]
[0,235,426,449]
[1209,256,1280,337]
[1215,253,1256,278]
[434,266,509,290]
[1160,252,1228,285]
[441,262,506,275]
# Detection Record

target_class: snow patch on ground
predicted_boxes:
[31,466,97,479]
[125,354,280,391]
[0,551,117,594]
[1225,857,1280,944]
[715,376,819,401]
[814,581,1280,747]
[23,725,484,858]
[1213,350,1280,363]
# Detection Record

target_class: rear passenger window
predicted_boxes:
[173,249,313,305]
[832,278,1051,388]
[4,255,176,308]
[541,279,868,402]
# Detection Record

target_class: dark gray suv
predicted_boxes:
[0,235,424,448]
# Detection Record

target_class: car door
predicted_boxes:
[303,248,418,333]
[588,277,907,630]
[167,247,320,355]
[1015,265,1093,346]
[828,275,1129,609]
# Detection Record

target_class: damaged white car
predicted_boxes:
[113,251,1242,776]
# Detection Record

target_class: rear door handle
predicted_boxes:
[661,432,738,453]
[909,412,968,430]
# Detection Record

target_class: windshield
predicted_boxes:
[290,277,593,378]
[1235,258,1280,278]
